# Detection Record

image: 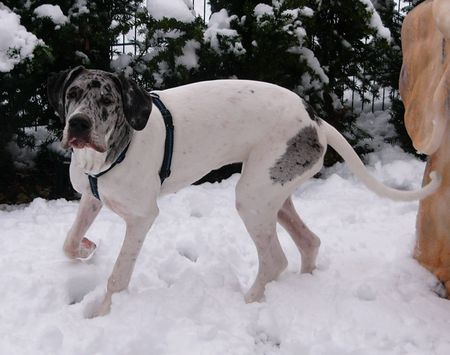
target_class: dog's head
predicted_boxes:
[47,66,152,162]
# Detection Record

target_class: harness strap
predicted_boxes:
[87,143,130,200]
[151,93,174,184]
[87,93,174,200]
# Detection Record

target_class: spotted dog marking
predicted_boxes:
[270,126,324,186]
[64,70,133,164]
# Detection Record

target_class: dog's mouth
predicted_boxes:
[63,136,107,153]
[69,137,89,149]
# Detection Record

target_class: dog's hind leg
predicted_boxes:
[236,198,288,303]
[64,193,102,260]
[277,197,320,274]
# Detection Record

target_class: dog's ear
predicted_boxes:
[115,72,152,131]
[47,66,85,122]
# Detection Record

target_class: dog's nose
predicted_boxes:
[68,115,91,135]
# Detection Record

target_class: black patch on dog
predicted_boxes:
[269,126,324,186]
[116,73,152,131]
[106,121,132,163]
[66,86,82,102]
[88,79,101,89]
[47,66,86,121]
[302,99,321,124]
[101,107,108,122]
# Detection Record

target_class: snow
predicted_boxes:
[110,53,133,72]
[175,40,200,70]
[147,0,196,23]
[300,6,314,18]
[74,50,90,64]
[204,9,243,54]
[281,7,314,20]
[6,126,62,170]
[360,0,392,41]
[68,0,89,17]
[354,110,398,151]
[297,47,329,85]
[0,4,41,72]
[33,4,69,25]
[1,146,450,354]
[254,3,274,20]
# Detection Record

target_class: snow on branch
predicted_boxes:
[204,9,244,55]
[359,0,391,41]
[33,4,69,26]
[147,0,196,23]
[0,4,42,73]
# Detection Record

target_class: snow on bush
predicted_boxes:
[33,4,69,25]
[252,3,328,97]
[254,3,274,20]
[297,47,329,85]
[175,39,200,70]
[0,4,41,72]
[147,0,196,23]
[282,7,313,20]
[6,126,64,169]
[204,9,244,55]
[69,0,90,17]
[110,53,133,73]
[359,0,391,41]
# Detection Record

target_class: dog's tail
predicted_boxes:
[322,120,440,201]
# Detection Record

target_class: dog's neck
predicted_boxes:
[72,148,110,175]
[71,126,133,175]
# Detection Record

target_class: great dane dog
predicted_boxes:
[47,66,439,317]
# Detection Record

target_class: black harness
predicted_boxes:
[87,93,174,200]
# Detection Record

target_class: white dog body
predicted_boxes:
[71,80,323,196]
[47,68,439,316]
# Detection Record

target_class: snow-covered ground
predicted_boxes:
[1,144,449,355]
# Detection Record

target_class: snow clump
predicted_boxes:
[147,0,196,23]
[204,9,245,55]
[33,4,69,25]
[359,0,391,41]
[175,39,201,70]
[254,3,274,20]
[0,4,41,72]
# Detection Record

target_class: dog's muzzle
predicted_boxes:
[65,114,101,151]
[69,114,91,135]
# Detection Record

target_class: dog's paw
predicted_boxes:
[94,297,112,317]
[64,237,97,260]
[84,294,112,318]
[77,237,97,261]
[244,285,266,303]
[83,298,108,319]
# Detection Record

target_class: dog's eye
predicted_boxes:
[67,88,81,101]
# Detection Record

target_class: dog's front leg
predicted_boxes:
[64,193,102,259]
[95,206,159,317]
